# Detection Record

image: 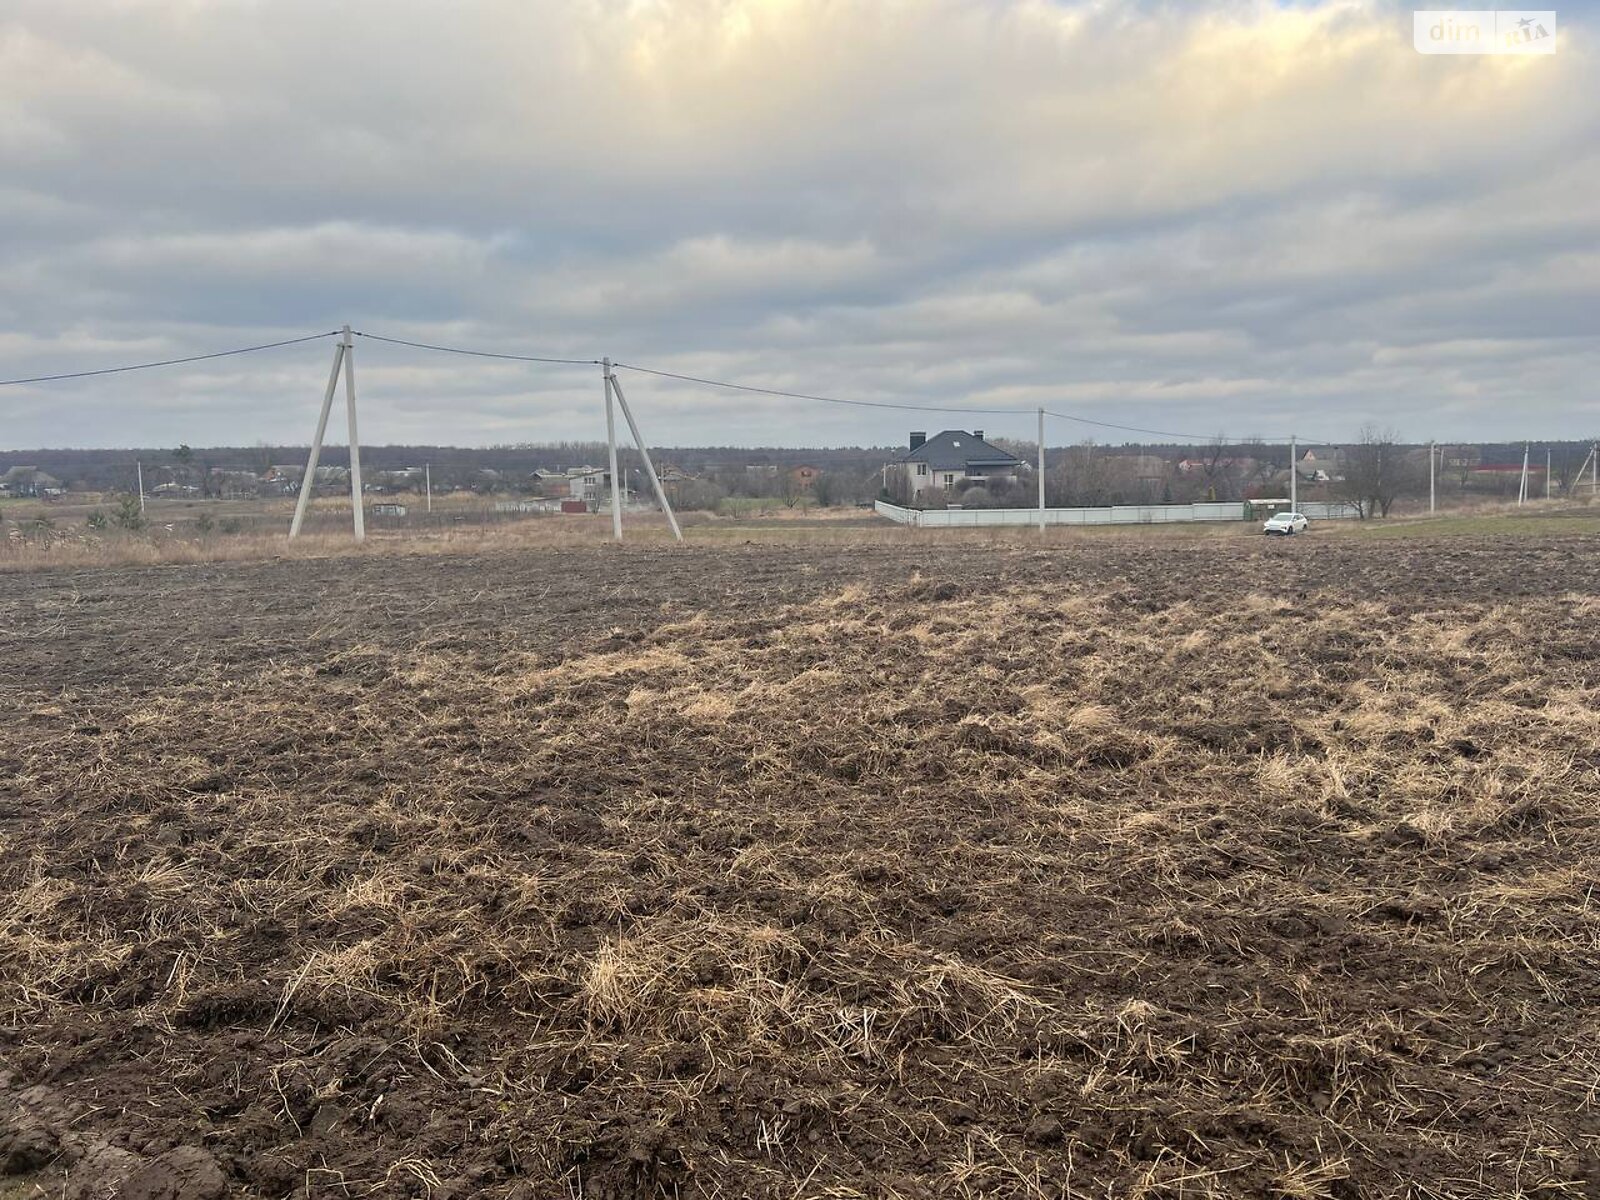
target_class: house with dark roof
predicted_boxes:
[897,430,1023,500]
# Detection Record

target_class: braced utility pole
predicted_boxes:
[608,369,683,542]
[289,326,363,540]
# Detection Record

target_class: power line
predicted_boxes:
[354,331,599,366]
[0,331,341,387]
[1042,408,1219,443]
[340,330,1326,441]
[0,321,1331,447]
[612,362,1036,416]
[617,361,1313,443]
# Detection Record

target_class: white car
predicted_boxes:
[1263,511,1309,536]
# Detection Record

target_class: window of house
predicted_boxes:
[916,464,927,476]
[943,474,955,487]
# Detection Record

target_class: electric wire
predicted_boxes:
[611,362,1036,416]
[615,361,1316,444]
[0,322,1330,446]
[363,336,1327,444]
[354,331,599,366]
[1039,408,1216,443]
[0,331,342,387]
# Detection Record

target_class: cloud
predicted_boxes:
[0,0,1595,447]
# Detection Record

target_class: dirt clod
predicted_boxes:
[116,1147,227,1200]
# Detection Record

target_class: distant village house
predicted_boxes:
[0,467,63,497]
[530,469,571,498]
[896,430,1023,500]
[566,467,611,503]
[788,465,821,492]
[1297,448,1345,483]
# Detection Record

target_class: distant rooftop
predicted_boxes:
[899,430,1022,470]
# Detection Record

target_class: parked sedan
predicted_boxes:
[1263,511,1309,536]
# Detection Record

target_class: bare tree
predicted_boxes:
[883,464,912,505]
[250,440,276,477]
[1341,425,1414,518]
[1236,437,1275,497]
[1047,442,1114,506]
[1194,433,1238,502]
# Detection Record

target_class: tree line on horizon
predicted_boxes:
[1,432,1594,513]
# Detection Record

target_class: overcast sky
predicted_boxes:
[1,0,1596,449]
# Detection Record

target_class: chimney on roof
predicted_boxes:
[972,429,984,442]
[909,431,926,451]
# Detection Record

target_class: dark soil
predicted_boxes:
[1,536,1598,1197]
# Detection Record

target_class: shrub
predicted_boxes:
[112,495,146,531]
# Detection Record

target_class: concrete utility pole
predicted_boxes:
[1037,408,1046,533]
[342,325,364,542]
[1428,440,1436,514]
[290,336,346,538]
[425,462,432,513]
[607,370,683,543]
[1575,445,1597,498]
[136,460,145,515]
[1289,434,1297,512]
[1518,443,1530,506]
[603,357,622,542]
[1594,443,1598,495]
[1546,447,1552,500]
[289,326,364,541]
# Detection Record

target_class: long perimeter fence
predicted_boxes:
[875,499,1364,527]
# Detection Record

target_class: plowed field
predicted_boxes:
[2,536,1597,1198]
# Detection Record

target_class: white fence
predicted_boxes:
[874,499,1364,527]
[1294,501,1364,520]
